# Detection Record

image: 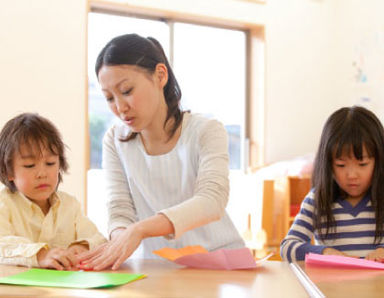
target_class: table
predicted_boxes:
[298,261,384,298]
[0,260,308,297]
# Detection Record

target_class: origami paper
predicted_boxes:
[305,253,384,270]
[153,245,273,270]
[0,268,145,288]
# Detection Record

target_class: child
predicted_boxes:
[0,113,106,270]
[281,106,384,262]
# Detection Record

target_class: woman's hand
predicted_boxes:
[37,247,78,270]
[110,227,126,240]
[366,247,384,262]
[78,214,174,271]
[78,224,143,271]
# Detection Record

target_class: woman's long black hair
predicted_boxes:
[312,106,384,243]
[95,33,183,141]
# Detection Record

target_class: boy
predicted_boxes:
[0,113,106,270]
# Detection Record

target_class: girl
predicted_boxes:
[281,106,384,262]
[79,33,244,270]
[0,113,106,270]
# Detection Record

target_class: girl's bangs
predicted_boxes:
[333,127,375,160]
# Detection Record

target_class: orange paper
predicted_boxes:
[153,245,208,261]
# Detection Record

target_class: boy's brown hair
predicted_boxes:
[0,113,69,192]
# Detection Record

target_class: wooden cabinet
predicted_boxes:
[262,176,311,248]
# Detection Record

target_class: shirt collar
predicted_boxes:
[15,191,61,210]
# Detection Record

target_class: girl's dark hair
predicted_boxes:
[312,106,384,242]
[0,113,69,192]
[95,33,183,141]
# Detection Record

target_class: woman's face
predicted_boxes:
[98,64,167,133]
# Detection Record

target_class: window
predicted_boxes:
[173,23,246,169]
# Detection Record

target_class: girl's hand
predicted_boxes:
[78,224,143,271]
[323,248,359,258]
[67,243,88,255]
[37,247,78,270]
[366,248,384,262]
[322,247,347,256]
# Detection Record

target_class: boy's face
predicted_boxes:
[8,143,60,205]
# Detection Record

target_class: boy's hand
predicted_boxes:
[68,243,88,255]
[37,247,78,270]
[366,248,384,262]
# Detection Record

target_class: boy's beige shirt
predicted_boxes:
[0,188,106,267]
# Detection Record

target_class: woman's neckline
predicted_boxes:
[138,112,190,157]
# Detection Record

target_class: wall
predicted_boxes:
[3,0,383,208]
[264,0,340,163]
[0,1,88,203]
[332,0,384,123]
[265,0,384,163]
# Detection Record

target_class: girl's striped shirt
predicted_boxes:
[280,190,384,262]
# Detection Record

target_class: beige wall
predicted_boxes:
[332,0,384,123]
[2,0,384,206]
[265,0,384,163]
[264,0,340,162]
[0,1,88,203]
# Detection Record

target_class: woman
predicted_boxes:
[80,34,244,270]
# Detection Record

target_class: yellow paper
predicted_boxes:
[153,245,208,261]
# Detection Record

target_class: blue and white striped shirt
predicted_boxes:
[280,190,384,262]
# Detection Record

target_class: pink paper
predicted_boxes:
[305,253,384,270]
[173,247,272,270]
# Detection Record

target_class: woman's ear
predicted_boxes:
[155,63,168,88]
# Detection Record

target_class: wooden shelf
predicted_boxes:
[262,175,311,248]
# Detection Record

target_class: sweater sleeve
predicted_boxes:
[103,127,138,237]
[280,191,327,262]
[160,118,230,239]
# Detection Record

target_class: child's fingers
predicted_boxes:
[48,259,64,271]
[73,246,88,255]
[66,251,80,267]
[55,254,74,270]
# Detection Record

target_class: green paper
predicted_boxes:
[0,268,145,289]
